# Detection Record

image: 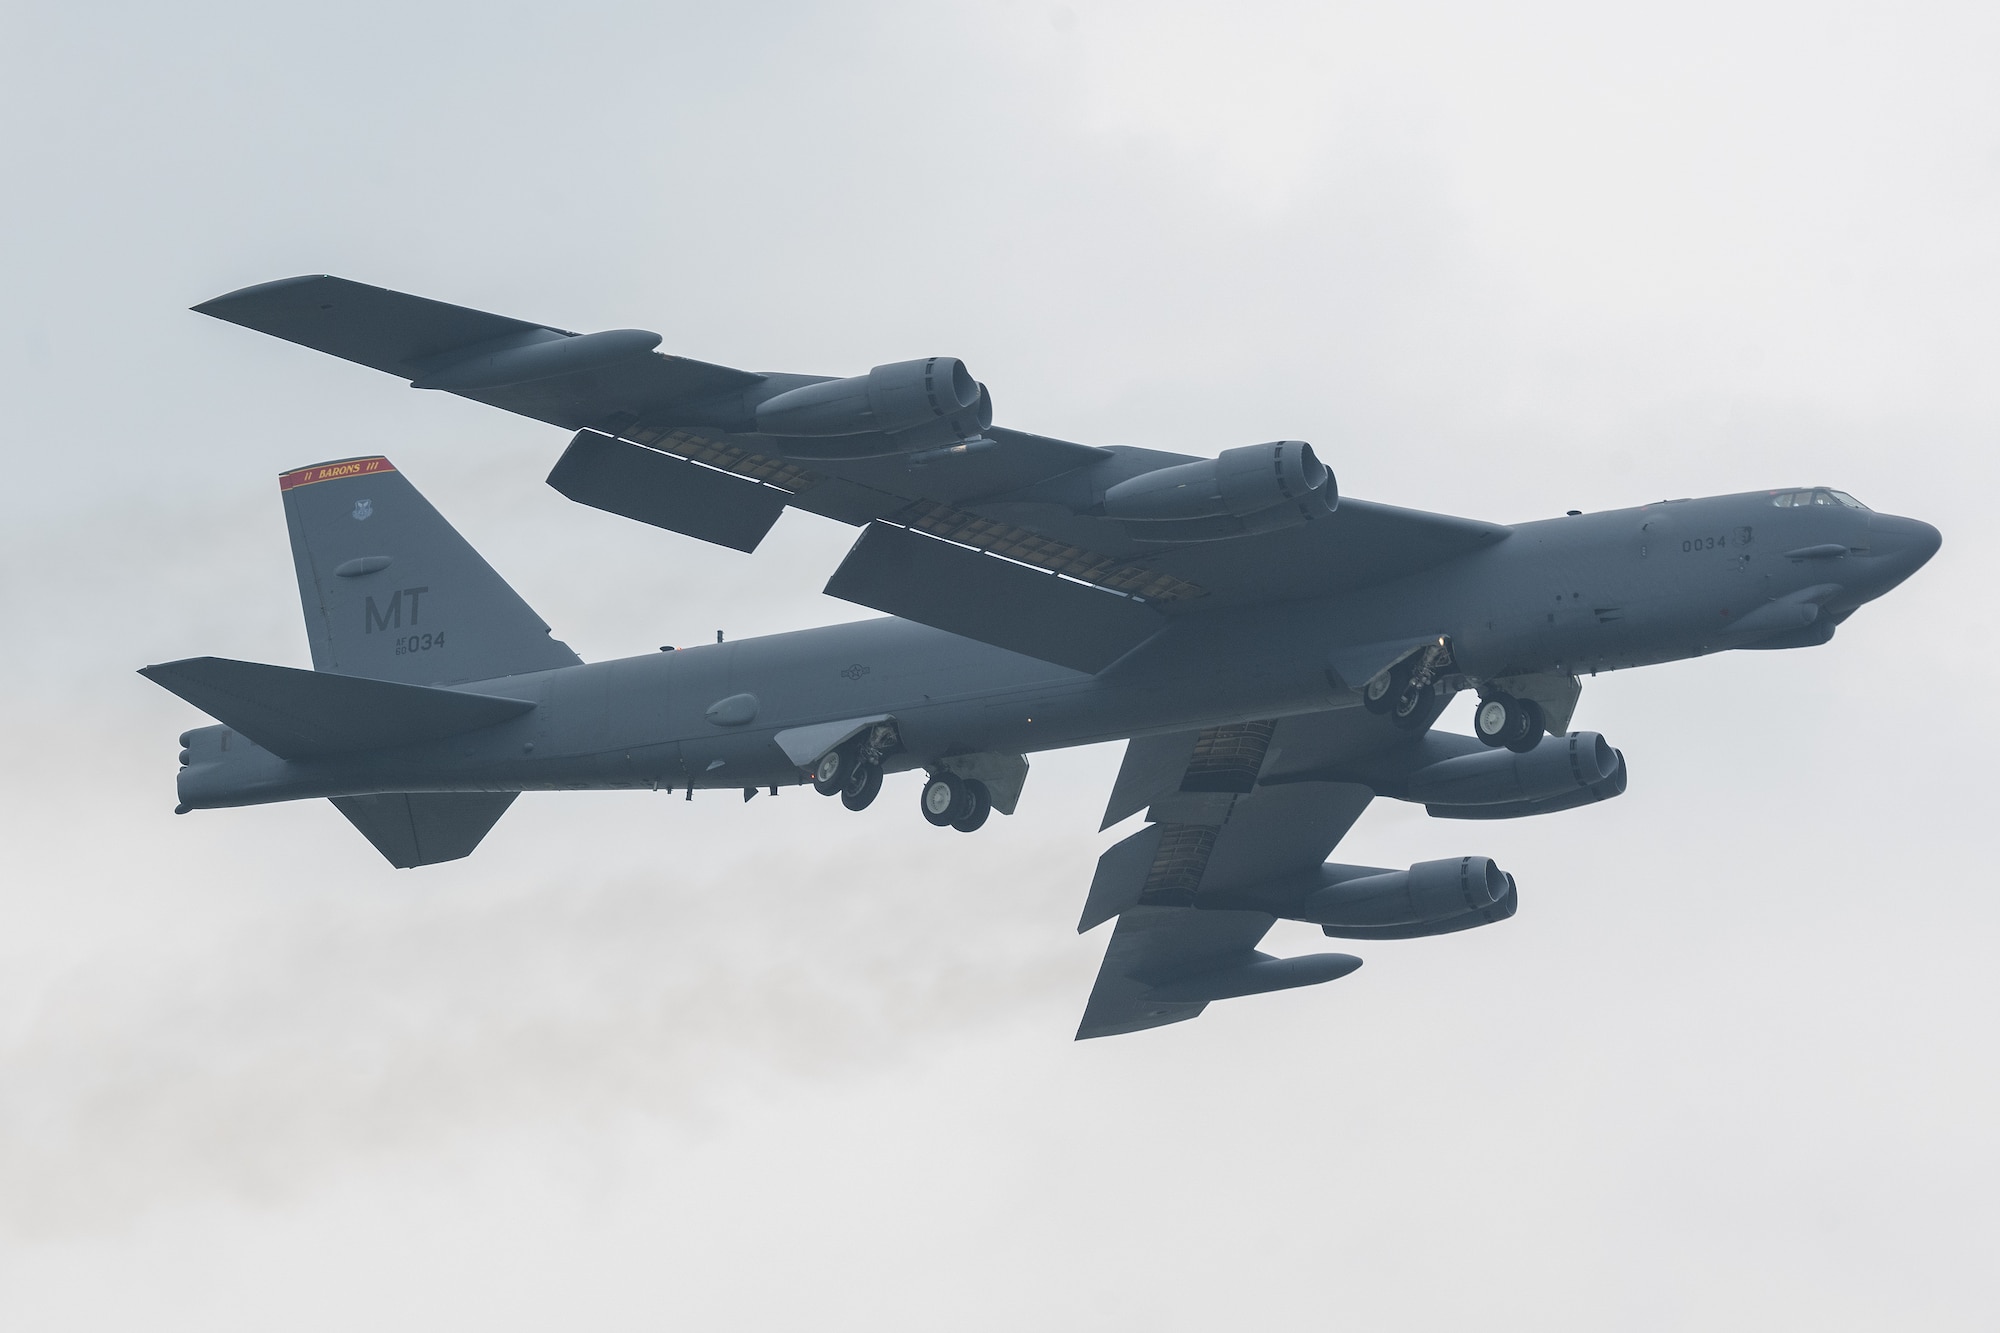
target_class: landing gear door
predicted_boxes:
[1325,636,1449,699]
[1488,673,1582,736]
[773,714,894,769]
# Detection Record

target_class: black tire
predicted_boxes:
[839,761,882,811]
[951,779,992,832]
[1362,663,1406,715]
[1505,698,1547,753]
[920,772,968,826]
[1389,678,1432,731]
[811,746,854,796]
[1474,693,1527,748]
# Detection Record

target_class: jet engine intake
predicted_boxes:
[1297,855,1510,930]
[1407,731,1616,807]
[753,358,988,440]
[1101,441,1336,538]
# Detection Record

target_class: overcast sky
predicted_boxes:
[3,1,1996,1327]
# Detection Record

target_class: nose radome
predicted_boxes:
[1868,513,1943,565]
[1863,514,1942,592]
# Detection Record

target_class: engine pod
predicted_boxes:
[1407,732,1617,807]
[1298,855,1510,928]
[1102,441,1336,541]
[753,357,983,438]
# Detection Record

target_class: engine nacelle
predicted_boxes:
[1428,750,1627,820]
[1101,441,1337,537]
[753,357,989,441]
[1321,879,1518,940]
[1297,855,1511,930]
[1407,732,1617,808]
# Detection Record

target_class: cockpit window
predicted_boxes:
[1771,488,1869,510]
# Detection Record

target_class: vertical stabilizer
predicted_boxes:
[330,793,519,868]
[280,457,579,685]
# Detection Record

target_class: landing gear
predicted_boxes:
[811,747,858,795]
[1363,660,1432,728]
[839,761,883,811]
[1367,642,1456,732]
[812,722,899,808]
[1474,692,1545,751]
[919,772,991,831]
[1362,666,1403,714]
[1510,698,1546,753]
[1388,677,1433,731]
[954,780,992,832]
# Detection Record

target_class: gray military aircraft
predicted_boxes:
[145,276,1940,1039]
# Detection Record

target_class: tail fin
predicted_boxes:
[280,456,579,685]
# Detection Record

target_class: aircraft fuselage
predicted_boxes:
[174,489,1937,811]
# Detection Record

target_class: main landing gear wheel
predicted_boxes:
[1506,698,1547,753]
[920,772,965,826]
[951,779,992,833]
[839,761,882,811]
[1474,693,1535,749]
[1389,684,1433,730]
[920,772,989,829]
[1361,666,1403,715]
[811,747,856,796]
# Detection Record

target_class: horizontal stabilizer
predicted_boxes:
[331,792,518,868]
[139,657,535,761]
[825,522,1164,673]
[547,430,788,553]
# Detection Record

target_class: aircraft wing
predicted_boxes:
[197,276,1511,671]
[1074,707,1416,1039]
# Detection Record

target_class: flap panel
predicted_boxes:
[548,431,788,553]
[824,522,1165,673]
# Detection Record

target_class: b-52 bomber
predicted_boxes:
[145,276,1941,1038]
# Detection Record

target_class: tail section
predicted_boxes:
[145,457,576,868]
[280,456,579,685]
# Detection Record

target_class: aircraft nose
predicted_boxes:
[1869,513,1942,563]
[1860,513,1942,590]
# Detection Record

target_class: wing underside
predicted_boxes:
[1075,711,1400,1039]
[196,277,1512,670]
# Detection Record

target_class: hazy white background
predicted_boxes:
[2,1,1995,1327]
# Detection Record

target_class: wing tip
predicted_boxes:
[191,274,340,317]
